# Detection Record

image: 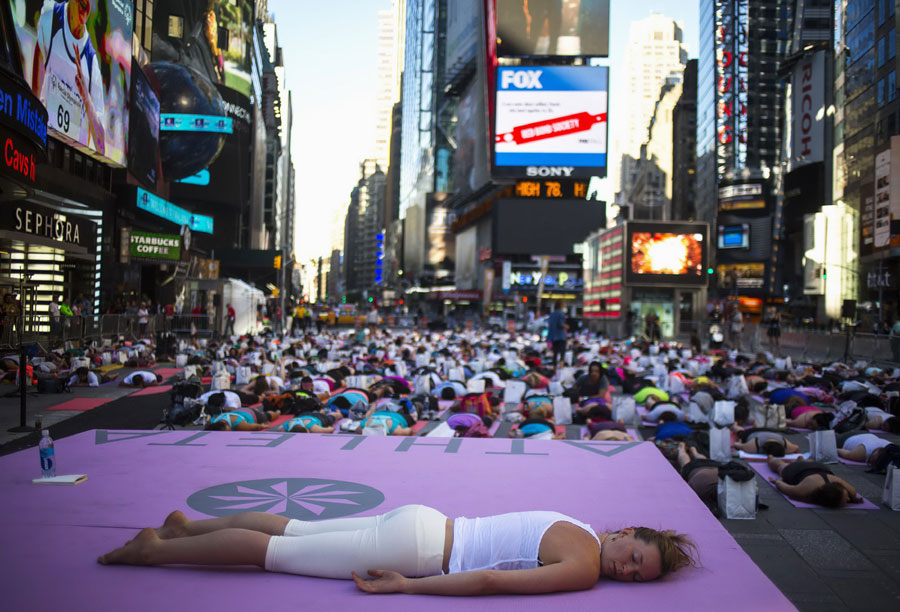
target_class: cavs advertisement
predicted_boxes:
[8,0,134,166]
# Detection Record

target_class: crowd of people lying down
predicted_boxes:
[13,323,899,512]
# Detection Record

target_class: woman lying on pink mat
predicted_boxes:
[98,506,697,594]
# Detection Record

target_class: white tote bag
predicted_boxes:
[709,427,732,462]
[448,367,466,383]
[717,476,758,520]
[235,366,253,386]
[711,401,736,427]
[210,371,231,391]
[883,465,900,511]
[807,430,838,464]
[503,380,527,405]
[612,397,638,426]
[466,378,486,393]
[175,354,188,368]
[553,396,573,425]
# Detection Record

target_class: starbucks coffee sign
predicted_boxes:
[130,231,181,260]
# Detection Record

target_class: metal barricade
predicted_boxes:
[169,314,213,336]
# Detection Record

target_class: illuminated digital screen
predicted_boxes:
[160,114,233,134]
[514,180,588,198]
[624,222,708,286]
[136,187,214,234]
[718,224,750,249]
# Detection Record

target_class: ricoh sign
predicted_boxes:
[788,51,825,171]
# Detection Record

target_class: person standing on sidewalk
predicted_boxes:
[224,303,236,337]
[766,307,782,356]
[137,303,149,338]
[730,308,744,352]
[547,302,568,370]
[890,317,900,363]
[49,295,61,339]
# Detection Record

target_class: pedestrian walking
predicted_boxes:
[137,303,149,337]
[224,303,236,337]
[890,318,900,363]
[547,302,568,370]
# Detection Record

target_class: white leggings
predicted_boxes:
[264,504,448,579]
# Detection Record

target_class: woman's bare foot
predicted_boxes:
[156,510,190,539]
[98,527,159,565]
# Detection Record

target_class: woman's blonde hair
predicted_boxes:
[631,527,699,576]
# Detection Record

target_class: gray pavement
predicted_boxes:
[1,367,899,611]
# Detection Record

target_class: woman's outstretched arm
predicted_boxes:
[353,561,597,596]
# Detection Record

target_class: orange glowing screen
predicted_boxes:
[631,233,704,276]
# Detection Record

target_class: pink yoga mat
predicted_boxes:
[44,397,110,412]
[0,433,793,612]
[130,385,173,397]
[749,462,879,510]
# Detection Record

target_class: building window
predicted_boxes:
[890,31,896,61]
[889,70,897,102]
[879,37,886,66]
[878,77,886,106]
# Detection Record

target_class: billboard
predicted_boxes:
[787,51,825,172]
[717,224,750,249]
[454,69,490,197]
[717,262,766,291]
[495,0,609,57]
[136,187,213,234]
[718,181,767,212]
[624,222,709,286]
[169,85,252,209]
[127,62,160,189]
[446,0,480,80]
[150,0,253,97]
[493,198,605,255]
[494,66,608,179]
[8,0,133,166]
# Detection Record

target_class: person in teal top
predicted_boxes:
[360,409,412,436]
[206,406,280,431]
[284,412,338,434]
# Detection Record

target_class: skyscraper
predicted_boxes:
[696,0,790,224]
[374,7,399,170]
[615,14,687,202]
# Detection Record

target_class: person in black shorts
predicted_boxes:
[766,457,862,507]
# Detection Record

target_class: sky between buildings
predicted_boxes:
[270,0,699,263]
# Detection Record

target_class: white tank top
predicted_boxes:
[843,433,891,460]
[447,511,601,573]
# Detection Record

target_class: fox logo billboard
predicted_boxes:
[500,69,544,89]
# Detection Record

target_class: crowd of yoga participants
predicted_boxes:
[66,320,897,593]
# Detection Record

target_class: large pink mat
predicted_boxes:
[0,432,794,611]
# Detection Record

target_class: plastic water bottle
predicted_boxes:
[39,430,56,478]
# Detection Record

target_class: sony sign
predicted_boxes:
[526,166,575,177]
[789,51,825,172]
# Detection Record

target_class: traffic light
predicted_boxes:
[341,296,346,303]
[273,255,282,269]
[707,267,714,275]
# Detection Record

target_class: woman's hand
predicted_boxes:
[352,569,409,594]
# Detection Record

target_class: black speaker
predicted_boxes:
[841,299,856,319]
